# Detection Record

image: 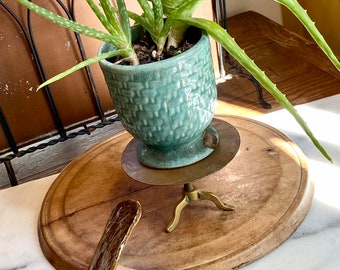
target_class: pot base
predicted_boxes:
[136,125,219,169]
[121,118,241,185]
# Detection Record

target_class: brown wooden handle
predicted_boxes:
[89,200,142,270]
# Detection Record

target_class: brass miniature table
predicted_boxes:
[121,118,240,232]
[38,115,313,270]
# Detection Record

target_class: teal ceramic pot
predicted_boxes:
[99,29,217,168]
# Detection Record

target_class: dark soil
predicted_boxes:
[108,26,201,65]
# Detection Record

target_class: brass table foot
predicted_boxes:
[166,183,234,232]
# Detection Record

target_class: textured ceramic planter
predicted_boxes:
[99,29,217,168]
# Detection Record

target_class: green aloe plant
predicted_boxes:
[17,0,340,161]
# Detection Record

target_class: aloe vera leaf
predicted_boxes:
[116,0,131,44]
[97,0,122,35]
[170,0,205,17]
[166,22,188,50]
[161,0,191,14]
[137,0,154,22]
[164,0,205,49]
[276,0,340,71]
[149,0,165,53]
[97,0,131,45]
[151,0,164,34]
[86,0,118,37]
[17,0,122,46]
[37,49,134,90]
[177,17,332,161]
[125,10,159,45]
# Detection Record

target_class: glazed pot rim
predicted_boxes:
[98,29,209,71]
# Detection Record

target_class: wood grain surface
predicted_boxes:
[38,116,313,270]
[217,11,340,116]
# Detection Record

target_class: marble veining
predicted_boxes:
[1,95,340,269]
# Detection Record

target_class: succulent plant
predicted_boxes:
[16,0,340,161]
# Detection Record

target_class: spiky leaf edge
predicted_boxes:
[37,49,132,90]
[276,0,340,71]
[176,17,332,161]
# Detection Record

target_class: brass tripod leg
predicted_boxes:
[166,183,234,232]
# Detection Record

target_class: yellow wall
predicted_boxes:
[281,0,340,57]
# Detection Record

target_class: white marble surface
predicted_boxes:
[1,95,340,270]
[0,175,56,270]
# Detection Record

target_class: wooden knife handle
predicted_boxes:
[89,200,142,270]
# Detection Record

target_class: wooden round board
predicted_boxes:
[38,115,313,270]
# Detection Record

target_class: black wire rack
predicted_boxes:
[0,0,270,187]
[0,1,119,186]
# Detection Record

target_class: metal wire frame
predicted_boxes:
[0,0,271,187]
[0,1,118,186]
[212,0,271,109]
